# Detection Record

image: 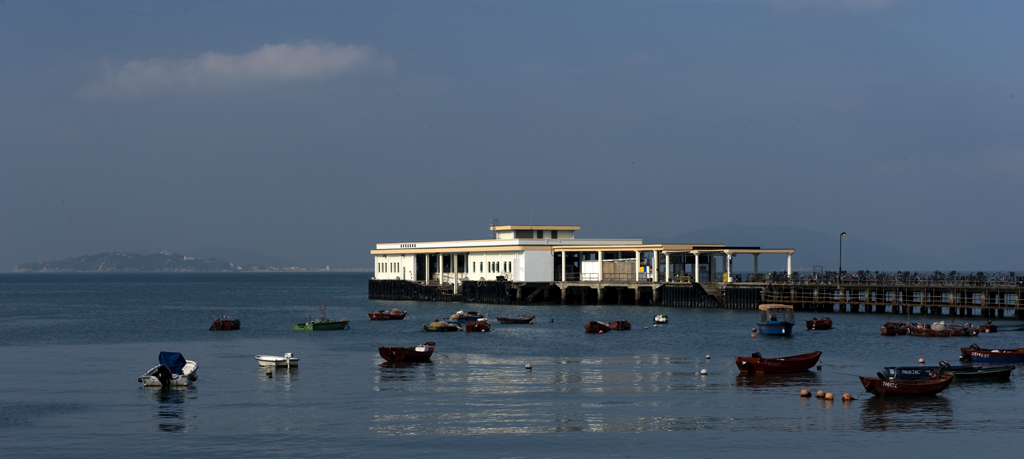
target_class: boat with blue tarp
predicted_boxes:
[757,304,795,336]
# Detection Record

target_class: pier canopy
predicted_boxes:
[371,224,794,289]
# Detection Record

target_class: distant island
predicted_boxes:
[13,251,343,273]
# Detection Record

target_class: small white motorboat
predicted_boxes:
[654,314,668,324]
[139,352,198,387]
[255,353,299,367]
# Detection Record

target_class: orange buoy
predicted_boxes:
[599,330,604,334]
[800,389,811,397]
[919,358,925,363]
[751,333,756,338]
[751,327,756,332]
[842,393,852,401]
[825,392,834,401]
[816,390,825,398]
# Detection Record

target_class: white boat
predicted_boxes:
[255,353,299,367]
[654,314,668,324]
[139,352,198,387]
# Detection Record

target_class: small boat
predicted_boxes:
[805,317,832,330]
[445,310,486,324]
[947,323,978,336]
[379,342,435,362]
[880,322,909,336]
[977,321,998,333]
[424,320,461,332]
[653,314,668,324]
[585,321,610,333]
[496,315,535,324]
[465,319,491,332]
[735,351,822,373]
[608,320,631,330]
[139,352,198,387]
[908,323,953,337]
[294,302,350,331]
[756,304,795,335]
[883,362,1015,381]
[368,309,407,320]
[960,344,1024,363]
[859,373,954,397]
[255,353,299,367]
[210,314,240,330]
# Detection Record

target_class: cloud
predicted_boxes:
[78,42,393,99]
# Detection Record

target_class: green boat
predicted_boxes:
[294,302,350,331]
[294,317,350,331]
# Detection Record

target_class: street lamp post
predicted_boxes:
[839,232,846,283]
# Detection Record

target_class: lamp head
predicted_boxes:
[841,232,846,237]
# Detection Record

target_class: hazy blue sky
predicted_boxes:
[2,1,1021,270]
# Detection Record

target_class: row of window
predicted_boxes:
[378,262,401,273]
[472,261,511,273]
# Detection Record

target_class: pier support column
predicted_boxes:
[597,287,604,305]
[598,251,604,282]
[635,251,640,282]
[561,287,567,305]
[787,254,792,275]
[693,252,700,283]
[653,250,659,282]
[753,254,759,280]
[561,251,566,282]
[653,287,660,305]
[726,253,733,282]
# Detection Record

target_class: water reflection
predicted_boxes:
[734,371,822,389]
[376,361,436,385]
[860,396,954,431]
[139,387,196,433]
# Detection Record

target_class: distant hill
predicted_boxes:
[14,251,235,273]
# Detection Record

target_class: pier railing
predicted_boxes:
[765,271,1022,287]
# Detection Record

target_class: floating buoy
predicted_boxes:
[549,318,554,322]
[700,369,708,375]
[751,327,756,333]
[705,355,711,360]
[529,321,533,324]
[842,393,852,401]
[645,326,649,329]
[816,390,825,398]
[599,330,604,334]
[825,392,834,401]
[919,358,925,364]
[652,324,657,328]
[800,389,811,397]
[525,363,532,371]
[751,333,756,338]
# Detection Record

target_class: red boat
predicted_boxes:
[496,316,535,324]
[378,342,435,362]
[978,321,998,333]
[960,344,1024,363]
[735,351,822,373]
[608,320,631,330]
[908,326,953,337]
[464,320,491,332]
[369,309,407,320]
[859,373,954,396]
[880,322,909,336]
[585,321,611,333]
[210,316,240,330]
[806,317,832,330]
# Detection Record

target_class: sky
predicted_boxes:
[1,0,1021,271]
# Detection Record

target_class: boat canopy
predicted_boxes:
[758,304,795,322]
[159,352,187,375]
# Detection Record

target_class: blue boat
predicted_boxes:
[757,304,795,336]
[883,361,1015,381]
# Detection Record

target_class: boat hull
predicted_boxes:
[255,355,299,367]
[496,316,535,324]
[608,320,631,330]
[368,311,407,320]
[210,318,240,330]
[379,343,435,362]
[960,346,1024,363]
[654,314,668,324]
[735,351,821,373]
[805,318,832,330]
[585,321,610,333]
[293,320,350,331]
[757,322,794,335]
[883,365,1015,381]
[423,321,461,332]
[464,321,490,332]
[859,373,954,396]
[880,322,909,336]
[139,360,198,387]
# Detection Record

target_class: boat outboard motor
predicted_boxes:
[939,361,950,370]
[970,343,980,350]
[751,352,762,358]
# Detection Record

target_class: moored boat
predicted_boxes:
[369,309,407,320]
[735,351,822,373]
[424,320,461,332]
[139,352,198,387]
[805,317,832,330]
[977,321,998,333]
[585,321,610,333]
[960,344,1024,363]
[883,361,1014,381]
[294,302,350,331]
[379,342,435,362]
[757,304,795,335]
[445,310,486,324]
[859,373,954,396]
[608,319,631,330]
[465,319,491,332]
[210,314,240,330]
[255,353,299,367]
[908,323,953,337]
[654,314,668,324]
[880,321,909,336]
[496,315,535,324]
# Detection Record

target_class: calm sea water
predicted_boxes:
[2,273,1023,457]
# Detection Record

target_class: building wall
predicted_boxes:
[522,250,554,282]
[375,254,414,280]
